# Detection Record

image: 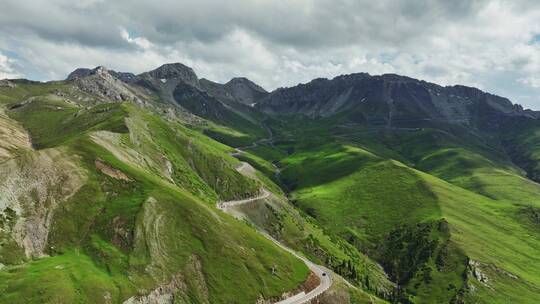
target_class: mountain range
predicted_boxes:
[1,62,540,304]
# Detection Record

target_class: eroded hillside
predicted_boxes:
[0,82,314,303]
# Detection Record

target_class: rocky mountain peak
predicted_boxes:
[94,66,109,75]
[141,63,199,87]
[257,71,536,129]
[66,68,93,80]
[66,66,112,81]
[226,77,266,91]
[66,66,141,103]
[66,66,138,84]
[224,77,268,105]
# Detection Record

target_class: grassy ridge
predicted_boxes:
[0,84,310,303]
[124,106,260,202]
[9,98,128,148]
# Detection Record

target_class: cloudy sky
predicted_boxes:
[0,0,539,108]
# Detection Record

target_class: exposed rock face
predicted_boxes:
[69,66,142,103]
[199,78,236,103]
[136,63,266,107]
[68,67,139,83]
[468,260,489,285]
[166,75,262,123]
[123,274,184,304]
[0,79,16,88]
[66,68,93,80]
[256,73,537,130]
[172,83,233,122]
[95,158,132,181]
[223,77,268,105]
[139,63,200,89]
[109,71,140,83]
[135,63,202,106]
[257,73,371,117]
[65,63,267,132]
[0,108,32,161]
[0,148,86,258]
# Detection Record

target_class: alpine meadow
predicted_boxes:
[1,1,540,303]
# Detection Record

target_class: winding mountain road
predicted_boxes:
[217,164,332,304]
[267,234,332,304]
[217,188,270,209]
[221,124,333,303]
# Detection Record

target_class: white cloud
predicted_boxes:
[518,77,540,88]
[0,52,20,79]
[0,0,539,108]
[121,29,153,50]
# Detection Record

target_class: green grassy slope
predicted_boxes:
[499,118,540,182]
[0,83,310,303]
[226,165,395,299]
[248,115,540,303]
[10,98,128,148]
[3,80,540,303]
[375,128,540,204]
[218,145,392,301]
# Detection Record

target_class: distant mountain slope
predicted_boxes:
[237,69,540,302]
[62,63,270,146]
[256,73,537,130]
[224,77,268,106]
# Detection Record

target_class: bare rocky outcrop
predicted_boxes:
[0,108,32,161]
[310,287,350,304]
[65,63,267,136]
[67,68,139,84]
[468,260,489,286]
[0,148,86,257]
[0,79,16,88]
[69,66,143,103]
[467,259,520,291]
[198,77,268,106]
[135,63,266,128]
[95,158,131,181]
[66,68,94,80]
[123,274,185,304]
